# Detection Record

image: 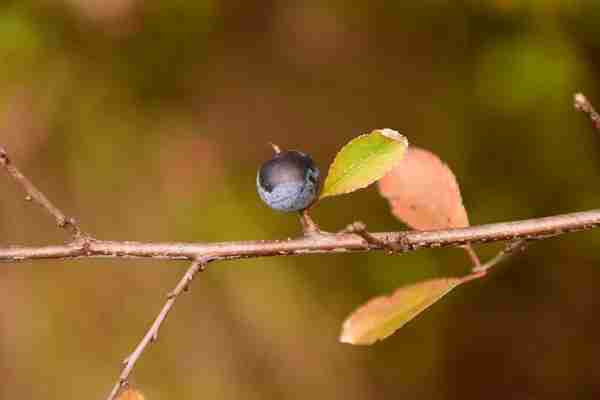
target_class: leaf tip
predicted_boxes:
[339,320,371,345]
[339,330,354,344]
[377,128,408,146]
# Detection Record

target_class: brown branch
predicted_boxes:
[574,92,600,131]
[0,147,83,238]
[1,209,599,263]
[107,257,210,400]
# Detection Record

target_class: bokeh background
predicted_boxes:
[2,1,600,399]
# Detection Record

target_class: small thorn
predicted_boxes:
[24,195,32,201]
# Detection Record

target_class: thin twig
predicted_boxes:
[0,147,83,238]
[460,240,528,282]
[473,240,529,273]
[106,257,210,400]
[574,92,600,131]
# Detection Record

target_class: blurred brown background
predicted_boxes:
[2,1,600,399]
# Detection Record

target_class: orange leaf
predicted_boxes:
[117,387,146,400]
[378,146,469,230]
[340,277,465,345]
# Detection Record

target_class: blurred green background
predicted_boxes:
[2,1,600,399]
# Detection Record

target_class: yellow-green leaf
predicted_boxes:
[320,129,408,199]
[340,277,464,345]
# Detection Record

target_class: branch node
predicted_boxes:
[0,147,9,165]
[341,221,403,254]
[72,234,94,256]
[395,232,411,252]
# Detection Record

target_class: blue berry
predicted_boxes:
[257,150,320,212]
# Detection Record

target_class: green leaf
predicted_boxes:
[340,277,465,345]
[320,129,408,199]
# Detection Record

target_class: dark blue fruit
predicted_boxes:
[257,150,320,212]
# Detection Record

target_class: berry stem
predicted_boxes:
[299,209,320,235]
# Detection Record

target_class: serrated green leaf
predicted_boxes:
[320,129,408,199]
[340,277,464,345]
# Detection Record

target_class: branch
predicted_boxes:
[107,257,210,400]
[0,146,83,238]
[1,209,599,263]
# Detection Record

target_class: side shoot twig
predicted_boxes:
[107,258,211,400]
[0,147,84,238]
[472,240,529,273]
